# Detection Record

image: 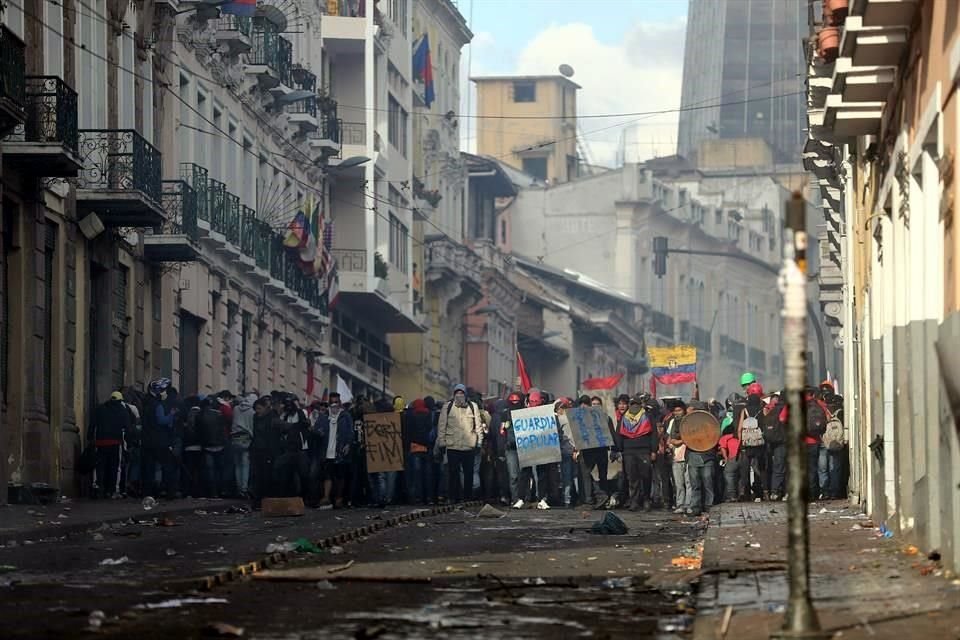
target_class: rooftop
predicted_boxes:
[470,74,582,90]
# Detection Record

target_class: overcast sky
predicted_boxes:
[459,0,689,168]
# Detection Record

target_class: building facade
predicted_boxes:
[389,0,475,402]
[678,0,807,164]
[472,75,580,183]
[804,0,960,569]
[505,159,806,399]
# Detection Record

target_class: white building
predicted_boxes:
[506,158,835,398]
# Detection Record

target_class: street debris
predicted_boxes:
[194,509,209,516]
[671,556,701,569]
[135,597,229,610]
[929,550,942,561]
[202,622,245,637]
[158,517,177,527]
[327,559,355,574]
[315,580,336,590]
[226,505,251,514]
[91,532,104,541]
[293,538,322,554]
[903,544,920,556]
[165,548,177,557]
[99,556,132,566]
[265,542,296,553]
[601,576,633,589]
[478,504,505,519]
[88,610,106,630]
[329,546,345,555]
[590,512,628,535]
[442,566,466,574]
[0,565,16,573]
[141,497,157,511]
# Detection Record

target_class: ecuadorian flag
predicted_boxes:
[648,345,697,385]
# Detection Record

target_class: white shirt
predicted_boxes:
[325,410,341,459]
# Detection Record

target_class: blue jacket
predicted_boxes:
[312,410,353,461]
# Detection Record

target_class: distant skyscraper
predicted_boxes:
[677,0,805,164]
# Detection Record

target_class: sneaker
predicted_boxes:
[781,495,788,502]
[673,506,686,514]
[754,497,762,503]
[536,498,551,510]
[607,496,619,509]
[769,493,779,501]
[512,499,525,509]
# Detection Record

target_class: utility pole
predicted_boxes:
[772,192,828,639]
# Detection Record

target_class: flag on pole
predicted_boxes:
[412,34,435,108]
[336,375,353,404]
[284,209,309,249]
[648,345,698,385]
[581,373,624,391]
[517,351,532,393]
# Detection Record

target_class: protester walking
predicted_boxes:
[615,394,657,512]
[89,391,133,499]
[435,383,484,503]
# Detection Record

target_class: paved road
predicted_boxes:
[0,503,707,638]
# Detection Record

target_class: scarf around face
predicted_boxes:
[619,408,652,439]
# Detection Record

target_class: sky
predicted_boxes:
[458,0,690,168]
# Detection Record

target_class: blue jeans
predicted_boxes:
[819,447,843,498]
[369,471,398,505]
[505,448,521,502]
[232,444,251,495]
[561,454,576,506]
[807,443,821,497]
[406,452,435,504]
[687,451,716,514]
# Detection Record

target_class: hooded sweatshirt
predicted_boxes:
[405,399,435,450]
[231,394,256,447]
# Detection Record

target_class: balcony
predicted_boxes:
[850,0,918,28]
[330,248,422,333]
[425,236,483,300]
[76,129,163,226]
[721,336,746,363]
[244,25,291,89]
[338,121,366,156]
[285,66,318,132]
[823,93,883,138]
[144,180,202,262]
[215,15,252,54]
[748,347,766,371]
[0,26,25,136]
[309,102,341,157]
[691,326,711,354]
[648,310,674,340]
[832,58,895,103]
[2,76,82,176]
[839,16,907,67]
[323,0,367,54]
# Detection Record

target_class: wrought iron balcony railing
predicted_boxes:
[287,95,317,118]
[277,36,293,87]
[224,191,241,245]
[3,76,78,152]
[76,129,162,203]
[217,14,252,37]
[291,65,317,93]
[158,180,200,239]
[340,121,366,146]
[249,27,287,81]
[330,248,367,272]
[0,26,26,122]
[240,205,257,257]
[208,178,227,232]
[180,162,210,222]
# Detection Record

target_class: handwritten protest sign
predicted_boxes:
[363,413,404,473]
[566,406,614,451]
[510,405,562,468]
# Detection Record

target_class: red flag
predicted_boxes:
[581,373,624,391]
[306,359,315,399]
[517,351,532,393]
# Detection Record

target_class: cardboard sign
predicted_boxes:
[363,412,404,473]
[566,406,615,451]
[510,405,562,469]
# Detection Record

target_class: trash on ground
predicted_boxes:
[671,556,701,569]
[903,544,920,556]
[202,622,245,637]
[99,556,132,566]
[293,538,322,554]
[327,559,355,574]
[88,610,106,630]
[929,550,942,561]
[0,565,16,573]
[135,597,228,610]
[478,504,506,519]
[590,512,628,535]
[158,517,177,527]
[226,505,250,514]
[601,576,634,589]
[329,546,345,555]
[165,548,177,557]
[142,497,157,511]
[442,566,466,574]
[91,533,105,541]
[416,522,426,527]
[315,580,336,590]
[194,510,209,516]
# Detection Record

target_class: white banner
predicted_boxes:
[510,405,562,468]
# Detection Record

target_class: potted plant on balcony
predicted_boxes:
[817,26,840,62]
[824,0,848,26]
[374,251,389,279]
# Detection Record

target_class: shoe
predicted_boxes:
[536,498,551,510]
[754,497,762,503]
[512,499,525,509]
[781,495,788,502]
[769,493,779,501]
[673,506,686,514]
[607,496,619,509]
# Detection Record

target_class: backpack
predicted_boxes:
[806,401,828,438]
[740,408,765,447]
[822,418,847,451]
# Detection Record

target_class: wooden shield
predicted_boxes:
[680,410,720,452]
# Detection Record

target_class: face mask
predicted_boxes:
[454,394,467,407]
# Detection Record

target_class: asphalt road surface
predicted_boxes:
[0,503,707,639]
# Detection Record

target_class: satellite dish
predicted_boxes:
[558,64,575,78]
